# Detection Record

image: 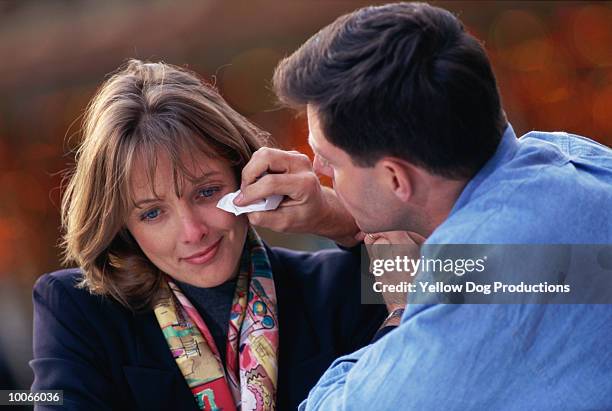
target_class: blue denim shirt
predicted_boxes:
[300,125,612,410]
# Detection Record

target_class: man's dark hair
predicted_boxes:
[273,2,507,178]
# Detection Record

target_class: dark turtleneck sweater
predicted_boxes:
[175,277,237,365]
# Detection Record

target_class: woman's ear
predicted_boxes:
[378,158,414,203]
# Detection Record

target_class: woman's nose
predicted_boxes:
[177,206,208,244]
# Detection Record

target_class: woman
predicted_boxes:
[30,60,386,410]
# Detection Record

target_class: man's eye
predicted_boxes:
[321,157,333,170]
[317,154,332,169]
[140,208,161,221]
[198,187,220,199]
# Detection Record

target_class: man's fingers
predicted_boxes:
[241,148,288,189]
[236,172,319,206]
[365,231,424,269]
[364,233,387,245]
[247,208,293,232]
[406,231,427,245]
[246,211,266,227]
[240,147,313,190]
[238,174,290,206]
[354,231,367,243]
[365,230,425,246]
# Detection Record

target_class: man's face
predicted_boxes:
[307,105,396,233]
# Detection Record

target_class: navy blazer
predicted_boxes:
[31,245,386,410]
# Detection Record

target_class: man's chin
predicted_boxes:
[355,220,381,235]
[357,219,406,236]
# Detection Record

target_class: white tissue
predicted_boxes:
[216,189,283,216]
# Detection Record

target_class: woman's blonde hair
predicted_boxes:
[61,59,268,311]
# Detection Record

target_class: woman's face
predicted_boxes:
[126,149,248,288]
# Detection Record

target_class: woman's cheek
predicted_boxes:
[140,224,172,257]
[204,204,247,232]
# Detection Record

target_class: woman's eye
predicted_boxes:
[140,208,161,221]
[197,187,220,199]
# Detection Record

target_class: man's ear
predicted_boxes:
[378,158,414,203]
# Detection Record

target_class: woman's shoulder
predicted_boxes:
[33,268,137,362]
[266,244,386,357]
[266,245,361,282]
[35,268,82,291]
[33,268,125,317]
[265,244,364,306]
[35,268,93,302]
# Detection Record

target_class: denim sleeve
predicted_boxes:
[299,304,612,411]
[297,346,369,411]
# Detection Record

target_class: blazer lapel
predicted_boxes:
[123,365,175,410]
[127,310,197,410]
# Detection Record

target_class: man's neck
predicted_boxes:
[417,177,469,238]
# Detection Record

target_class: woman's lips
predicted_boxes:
[182,238,222,265]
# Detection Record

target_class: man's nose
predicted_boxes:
[177,206,208,244]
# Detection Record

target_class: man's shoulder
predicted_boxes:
[434,131,612,244]
[521,130,612,159]
[515,130,612,178]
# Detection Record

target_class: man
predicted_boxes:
[234,3,612,409]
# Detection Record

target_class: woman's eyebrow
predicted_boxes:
[133,197,162,209]
[132,171,224,209]
[190,171,222,185]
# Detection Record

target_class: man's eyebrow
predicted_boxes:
[307,134,318,152]
[308,134,325,157]
[308,135,332,164]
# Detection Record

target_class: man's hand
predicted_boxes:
[365,231,426,315]
[234,147,361,246]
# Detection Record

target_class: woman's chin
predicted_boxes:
[176,268,235,288]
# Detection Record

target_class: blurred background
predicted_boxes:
[0,0,610,391]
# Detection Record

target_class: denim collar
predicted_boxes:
[448,123,519,217]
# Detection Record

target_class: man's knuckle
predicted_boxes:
[267,173,280,183]
[262,174,279,187]
[277,218,291,232]
[255,147,273,160]
[249,213,262,225]
[296,153,311,165]
[304,173,319,190]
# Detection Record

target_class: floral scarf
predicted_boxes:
[153,229,278,410]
